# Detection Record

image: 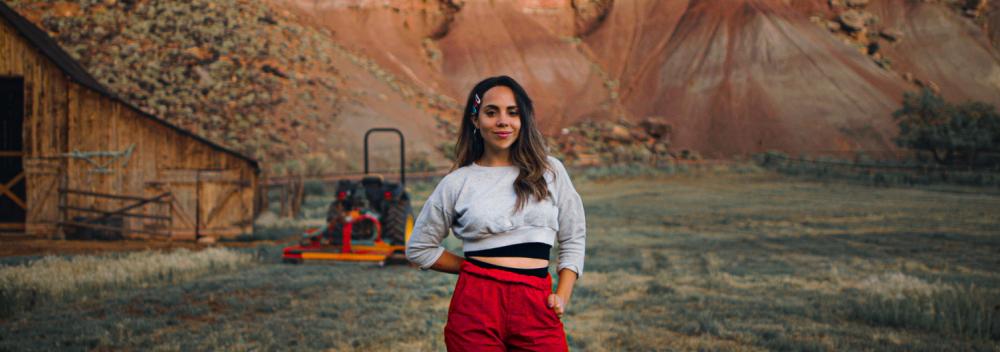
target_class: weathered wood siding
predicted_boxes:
[0,17,257,239]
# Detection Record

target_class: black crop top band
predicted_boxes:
[465,257,549,278]
[464,242,551,260]
[464,242,552,278]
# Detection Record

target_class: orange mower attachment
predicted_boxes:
[282,210,407,266]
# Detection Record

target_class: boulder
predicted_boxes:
[629,127,649,140]
[826,20,842,32]
[572,0,614,36]
[846,0,870,8]
[964,0,988,18]
[639,117,672,140]
[679,149,702,161]
[867,42,880,55]
[915,78,941,94]
[644,137,657,148]
[653,142,670,155]
[609,125,631,141]
[880,28,904,42]
[838,10,870,32]
[630,146,653,163]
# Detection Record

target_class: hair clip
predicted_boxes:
[471,93,481,114]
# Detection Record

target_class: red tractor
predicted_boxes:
[282,128,414,265]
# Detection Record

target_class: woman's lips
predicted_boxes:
[494,131,513,139]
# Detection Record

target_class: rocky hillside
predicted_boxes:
[275,0,1000,161]
[7,0,1000,169]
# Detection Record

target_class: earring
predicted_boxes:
[474,128,479,137]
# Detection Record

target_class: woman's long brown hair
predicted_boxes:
[453,76,551,212]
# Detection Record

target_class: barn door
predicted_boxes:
[151,170,198,240]
[0,77,25,233]
[198,170,253,238]
[151,169,252,240]
[23,159,61,237]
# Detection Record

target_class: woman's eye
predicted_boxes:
[485,110,496,117]
[509,110,519,116]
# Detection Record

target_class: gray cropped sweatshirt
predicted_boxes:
[405,156,586,277]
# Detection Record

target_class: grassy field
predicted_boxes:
[1,168,998,351]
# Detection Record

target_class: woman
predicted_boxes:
[406,75,586,351]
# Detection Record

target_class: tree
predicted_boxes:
[893,89,1000,166]
[948,101,996,165]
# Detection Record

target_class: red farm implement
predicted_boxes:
[282,128,414,265]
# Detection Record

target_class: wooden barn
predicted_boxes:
[0,3,259,241]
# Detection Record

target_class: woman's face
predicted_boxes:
[473,86,522,152]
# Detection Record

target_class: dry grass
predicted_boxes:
[0,248,252,316]
[850,272,999,341]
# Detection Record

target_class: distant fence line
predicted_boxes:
[759,153,1000,175]
[259,160,739,187]
[758,152,1000,188]
[261,168,451,187]
[262,153,1000,187]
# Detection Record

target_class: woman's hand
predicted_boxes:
[547,293,568,318]
[548,268,577,319]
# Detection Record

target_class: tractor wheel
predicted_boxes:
[382,201,411,245]
[326,223,344,244]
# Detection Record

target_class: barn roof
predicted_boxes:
[0,2,259,171]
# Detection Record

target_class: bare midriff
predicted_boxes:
[468,256,549,269]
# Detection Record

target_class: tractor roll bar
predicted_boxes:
[363,128,405,186]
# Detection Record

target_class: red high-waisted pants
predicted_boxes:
[444,261,568,351]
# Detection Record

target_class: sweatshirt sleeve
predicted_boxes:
[549,157,586,277]
[405,176,456,270]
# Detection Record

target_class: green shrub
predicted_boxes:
[894,89,1000,167]
[407,152,436,173]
